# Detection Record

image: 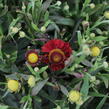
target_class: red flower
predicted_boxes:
[25,49,40,67]
[41,39,72,71]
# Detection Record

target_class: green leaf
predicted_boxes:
[80,74,89,100]
[77,31,82,46]
[51,16,74,26]
[26,62,40,78]
[42,0,52,12]
[60,85,68,96]
[92,36,107,42]
[96,94,108,109]
[89,92,109,98]
[38,66,48,74]
[31,79,48,96]
[0,105,8,109]
[31,22,40,32]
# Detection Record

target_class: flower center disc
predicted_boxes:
[28,53,38,63]
[49,49,65,64]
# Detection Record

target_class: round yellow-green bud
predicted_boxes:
[56,1,62,6]
[104,11,109,19]
[68,90,81,103]
[64,5,69,10]
[28,75,36,87]
[7,80,20,92]
[41,26,46,32]
[11,27,19,33]
[89,3,95,9]
[82,44,91,56]
[82,21,89,27]
[19,31,25,38]
[90,76,96,82]
[42,71,48,79]
[34,67,39,72]
[91,46,100,57]
[103,61,108,68]
[95,80,100,85]
[90,33,95,38]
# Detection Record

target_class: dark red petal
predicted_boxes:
[25,49,38,59]
[41,54,49,64]
[50,63,65,71]
[41,40,56,52]
[41,39,65,52]
[53,39,65,49]
[62,42,72,58]
[27,61,37,67]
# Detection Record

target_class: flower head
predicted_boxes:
[41,39,72,71]
[68,90,82,104]
[25,49,39,66]
[28,75,36,87]
[91,46,100,57]
[7,80,20,92]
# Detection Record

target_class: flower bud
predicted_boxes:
[64,5,69,10]
[41,26,46,32]
[56,1,61,6]
[90,33,95,38]
[42,71,48,79]
[34,67,39,72]
[104,11,109,19]
[103,61,108,68]
[11,27,19,33]
[89,3,95,9]
[28,75,36,87]
[19,31,25,38]
[82,44,91,56]
[82,21,89,27]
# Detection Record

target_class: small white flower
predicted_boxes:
[103,61,108,68]
[19,31,26,38]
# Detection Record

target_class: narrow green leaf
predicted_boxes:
[80,74,89,99]
[31,79,48,96]
[60,85,68,96]
[96,94,108,109]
